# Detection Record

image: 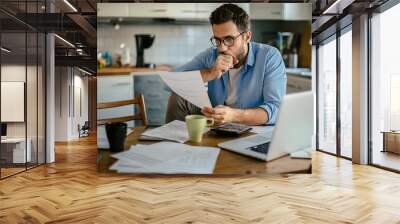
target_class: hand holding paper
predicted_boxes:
[159,70,211,109]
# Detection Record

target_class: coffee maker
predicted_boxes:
[135,34,155,68]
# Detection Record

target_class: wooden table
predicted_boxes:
[97,126,312,175]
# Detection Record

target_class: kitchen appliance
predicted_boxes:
[1,123,7,139]
[135,34,155,68]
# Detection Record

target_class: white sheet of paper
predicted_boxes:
[111,142,189,164]
[141,120,209,143]
[109,142,220,174]
[159,71,211,109]
[141,120,188,143]
[166,146,220,173]
[97,125,133,148]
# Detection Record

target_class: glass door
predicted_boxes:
[339,28,352,158]
[317,36,337,154]
[370,2,400,171]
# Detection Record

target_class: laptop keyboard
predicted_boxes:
[247,142,270,154]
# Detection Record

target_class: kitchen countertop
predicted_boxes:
[286,68,311,78]
[98,66,311,78]
[98,65,173,76]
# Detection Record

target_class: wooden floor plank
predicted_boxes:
[0,135,400,223]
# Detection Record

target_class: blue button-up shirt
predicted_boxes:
[176,42,286,124]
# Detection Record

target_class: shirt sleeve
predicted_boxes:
[175,48,214,72]
[258,47,287,125]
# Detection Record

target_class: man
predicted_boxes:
[166,3,286,125]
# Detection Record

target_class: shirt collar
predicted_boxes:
[245,42,255,67]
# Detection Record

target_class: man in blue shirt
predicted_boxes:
[166,4,286,125]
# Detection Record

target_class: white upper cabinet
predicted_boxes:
[98,3,310,21]
[168,4,199,20]
[97,3,130,17]
[250,3,311,20]
[129,3,169,18]
[250,3,284,20]
[128,3,249,20]
[283,3,312,21]
[195,3,250,20]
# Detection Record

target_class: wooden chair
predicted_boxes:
[97,94,148,126]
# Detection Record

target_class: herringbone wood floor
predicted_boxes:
[1,135,400,224]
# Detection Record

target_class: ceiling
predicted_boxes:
[0,0,97,74]
[311,0,390,43]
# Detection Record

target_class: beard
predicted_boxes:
[233,44,247,69]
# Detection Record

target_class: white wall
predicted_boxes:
[55,67,69,141]
[97,24,212,68]
[54,67,89,141]
[1,65,37,137]
[1,64,46,164]
[71,73,89,138]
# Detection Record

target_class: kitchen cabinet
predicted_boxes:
[283,3,312,21]
[250,3,284,20]
[250,3,311,21]
[97,71,171,127]
[99,3,308,21]
[195,3,249,20]
[101,3,249,21]
[129,3,199,19]
[129,3,169,18]
[97,75,135,127]
[133,74,171,126]
[97,3,130,17]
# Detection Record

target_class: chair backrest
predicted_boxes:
[97,94,148,126]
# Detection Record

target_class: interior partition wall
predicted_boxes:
[0,1,47,179]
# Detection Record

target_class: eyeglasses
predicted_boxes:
[210,32,246,47]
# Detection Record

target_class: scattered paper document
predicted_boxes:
[141,120,188,143]
[109,142,220,174]
[159,70,212,109]
[97,125,133,148]
[141,120,209,143]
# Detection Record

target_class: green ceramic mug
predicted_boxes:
[185,115,214,143]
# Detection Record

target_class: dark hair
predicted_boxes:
[209,4,249,32]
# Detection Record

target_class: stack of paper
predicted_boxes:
[109,142,220,174]
[141,120,209,143]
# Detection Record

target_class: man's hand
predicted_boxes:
[202,106,269,126]
[200,55,238,82]
[201,105,237,124]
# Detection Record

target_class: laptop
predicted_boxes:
[218,91,314,161]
